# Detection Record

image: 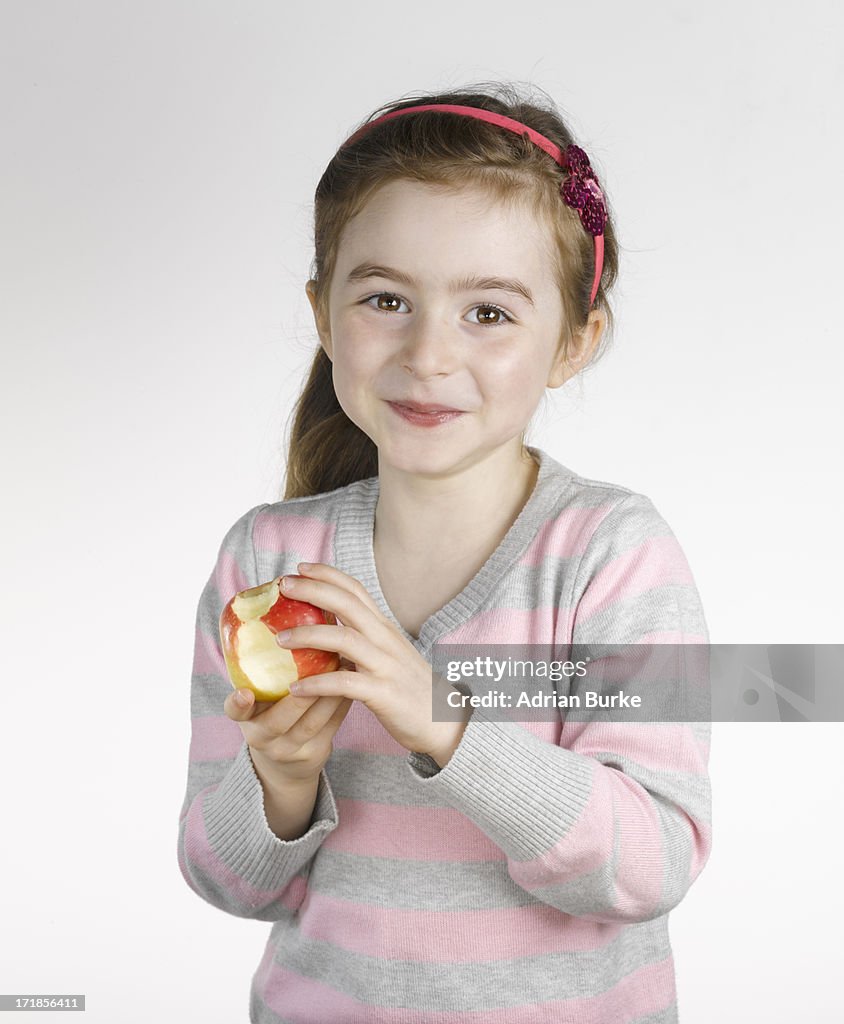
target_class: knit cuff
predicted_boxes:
[406,708,594,860]
[202,741,339,892]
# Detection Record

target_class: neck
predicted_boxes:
[373,443,540,557]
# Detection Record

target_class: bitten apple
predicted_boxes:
[219,575,341,700]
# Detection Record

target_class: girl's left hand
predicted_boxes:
[276,562,469,766]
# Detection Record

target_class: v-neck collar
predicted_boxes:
[334,446,570,653]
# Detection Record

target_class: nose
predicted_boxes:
[399,310,458,380]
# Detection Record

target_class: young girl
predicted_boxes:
[179,83,711,1023]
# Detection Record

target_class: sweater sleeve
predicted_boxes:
[177,503,340,920]
[406,492,712,925]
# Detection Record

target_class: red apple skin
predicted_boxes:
[219,575,341,700]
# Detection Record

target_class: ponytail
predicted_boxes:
[283,347,378,499]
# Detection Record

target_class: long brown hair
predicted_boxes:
[283,81,619,499]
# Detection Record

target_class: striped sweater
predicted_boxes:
[178,445,711,1023]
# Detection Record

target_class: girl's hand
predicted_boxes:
[224,686,353,783]
[274,563,470,766]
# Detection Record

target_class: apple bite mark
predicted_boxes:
[219,576,341,701]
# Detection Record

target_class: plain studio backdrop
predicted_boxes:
[1,1,842,1021]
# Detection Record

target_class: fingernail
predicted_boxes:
[281,575,295,590]
[235,689,251,707]
[298,562,312,571]
[275,629,292,643]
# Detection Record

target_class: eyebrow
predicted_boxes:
[345,262,535,307]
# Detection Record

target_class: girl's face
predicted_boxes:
[308,179,595,478]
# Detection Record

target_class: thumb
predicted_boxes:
[224,687,257,721]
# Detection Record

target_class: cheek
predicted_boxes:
[328,332,384,406]
[481,349,548,400]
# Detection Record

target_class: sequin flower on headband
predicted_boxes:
[561,145,607,237]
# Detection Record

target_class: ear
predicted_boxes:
[305,279,333,360]
[547,308,607,388]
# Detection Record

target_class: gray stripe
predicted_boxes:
[326,749,460,808]
[573,584,709,643]
[307,848,536,910]
[253,915,673,1009]
[190,671,232,717]
[586,751,712,825]
[180,755,234,812]
[181,841,301,922]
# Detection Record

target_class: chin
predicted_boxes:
[378,440,470,474]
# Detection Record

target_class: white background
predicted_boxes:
[2,1,842,1021]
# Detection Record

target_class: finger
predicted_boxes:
[323,697,354,739]
[282,570,410,662]
[287,695,351,746]
[224,686,316,723]
[277,622,363,662]
[289,668,368,702]
[329,697,354,727]
[240,688,331,749]
[278,622,393,679]
[281,572,393,644]
[224,687,259,722]
[295,562,384,617]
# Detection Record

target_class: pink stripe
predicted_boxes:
[442,606,566,645]
[216,548,251,607]
[333,703,408,754]
[575,536,695,625]
[259,955,676,1023]
[253,510,336,557]
[297,890,622,960]
[562,721,708,775]
[606,772,664,919]
[520,503,619,564]
[181,786,305,912]
[581,642,709,687]
[334,707,564,754]
[323,799,506,862]
[189,715,244,762]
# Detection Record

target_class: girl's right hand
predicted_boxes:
[223,686,353,783]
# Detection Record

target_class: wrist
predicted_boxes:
[425,718,469,769]
[248,746,322,789]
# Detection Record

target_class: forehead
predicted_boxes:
[334,179,556,288]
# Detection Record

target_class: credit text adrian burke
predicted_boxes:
[446,691,643,709]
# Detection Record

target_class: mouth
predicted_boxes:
[386,400,466,426]
[390,398,464,412]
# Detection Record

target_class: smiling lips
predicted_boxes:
[387,400,465,426]
[392,400,462,413]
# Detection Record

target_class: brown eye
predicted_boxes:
[368,293,405,313]
[469,304,512,327]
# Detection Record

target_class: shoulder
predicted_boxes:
[559,470,683,575]
[231,476,379,567]
[536,451,669,561]
[534,450,693,585]
[254,476,376,530]
[564,471,669,547]
[557,473,708,642]
[215,478,373,546]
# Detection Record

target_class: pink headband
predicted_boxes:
[341,103,606,306]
